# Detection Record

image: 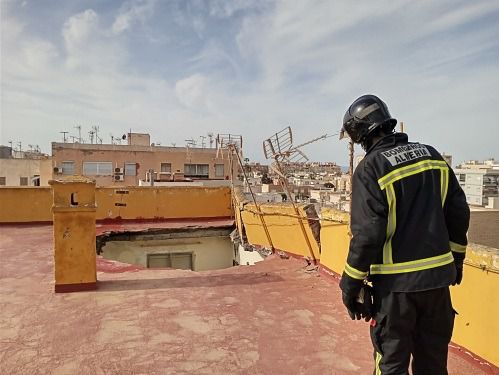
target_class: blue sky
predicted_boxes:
[1,0,498,165]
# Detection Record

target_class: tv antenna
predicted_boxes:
[92,125,102,144]
[185,138,196,148]
[74,125,82,143]
[199,135,206,148]
[215,134,243,160]
[60,131,68,143]
[207,132,214,148]
[109,133,122,145]
[263,126,329,175]
[262,126,330,263]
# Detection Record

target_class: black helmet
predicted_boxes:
[341,94,397,147]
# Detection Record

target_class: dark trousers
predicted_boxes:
[370,287,455,375]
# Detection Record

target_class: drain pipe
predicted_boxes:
[149,169,154,186]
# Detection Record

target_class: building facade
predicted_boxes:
[0,146,52,186]
[51,134,237,186]
[455,159,499,207]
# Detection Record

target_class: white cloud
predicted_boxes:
[208,0,263,18]
[175,74,213,111]
[426,2,499,34]
[63,9,98,45]
[112,0,157,35]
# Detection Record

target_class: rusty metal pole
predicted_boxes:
[348,139,354,237]
[348,140,354,212]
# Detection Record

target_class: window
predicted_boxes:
[147,253,193,270]
[82,162,113,176]
[184,164,209,178]
[458,174,465,183]
[61,161,75,175]
[124,163,137,176]
[161,163,171,173]
[20,177,28,186]
[0,177,6,185]
[215,164,225,178]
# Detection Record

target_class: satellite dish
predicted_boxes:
[122,134,127,140]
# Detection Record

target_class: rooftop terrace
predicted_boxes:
[1,223,495,375]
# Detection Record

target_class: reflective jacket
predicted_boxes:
[340,133,470,293]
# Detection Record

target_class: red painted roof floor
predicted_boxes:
[0,224,496,375]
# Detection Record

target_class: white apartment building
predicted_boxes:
[455,159,499,207]
[0,146,52,186]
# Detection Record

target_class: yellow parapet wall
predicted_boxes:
[0,186,232,223]
[239,202,320,260]
[320,207,350,276]
[0,187,53,222]
[318,207,499,368]
[450,245,499,367]
[95,186,232,220]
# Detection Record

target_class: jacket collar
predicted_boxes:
[366,132,408,154]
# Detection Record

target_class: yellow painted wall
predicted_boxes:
[240,202,320,260]
[51,178,97,288]
[450,246,499,367]
[319,208,350,275]
[53,210,97,286]
[232,188,246,241]
[0,187,53,222]
[95,186,232,220]
[0,186,232,223]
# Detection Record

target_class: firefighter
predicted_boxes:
[338,94,470,375]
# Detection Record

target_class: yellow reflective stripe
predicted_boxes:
[344,264,368,280]
[378,159,448,190]
[375,351,382,375]
[370,252,454,275]
[383,185,396,264]
[450,241,466,253]
[440,168,449,206]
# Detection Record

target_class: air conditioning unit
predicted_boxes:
[53,166,61,174]
[114,167,124,182]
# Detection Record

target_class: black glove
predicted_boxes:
[342,292,363,320]
[342,286,373,322]
[452,264,463,285]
